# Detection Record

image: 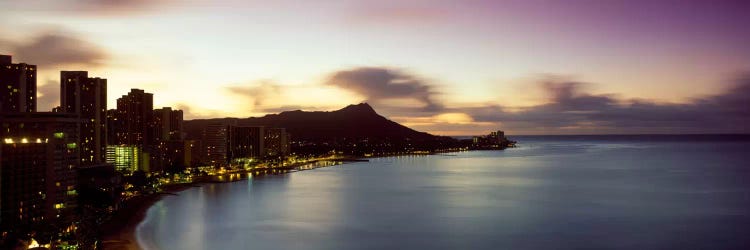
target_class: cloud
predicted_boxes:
[36,80,60,111]
[0,0,173,15]
[460,74,750,134]
[174,103,223,120]
[225,81,282,107]
[69,0,172,13]
[255,105,334,114]
[186,66,749,135]
[2,31,109,67]
[325,67,442,112]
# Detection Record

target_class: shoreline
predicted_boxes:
[100,183,197,250]
[99,150,493,249]
[99,159,354,250]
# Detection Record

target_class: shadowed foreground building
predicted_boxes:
[107,89,155,173]
[203,123,228,165]
[106,90,186,173]
[0,112,80,234]
[264,128,290,158]
[60,71,107,167]
[153,107,183,141]
[153,107,185,172]
[227,126,264,163]
[0,55,36,113]
[112,89,154,146]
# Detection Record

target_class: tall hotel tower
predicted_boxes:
[0,55,36,112]
[60,71,107,166]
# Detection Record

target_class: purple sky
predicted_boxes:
[1,0,749,135]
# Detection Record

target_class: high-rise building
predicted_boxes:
[227,126,264,161]
[264,128,289,158]
[153,107,183,141]
[203,123,228,165]
[151,107,185,171]
[0,55,36,113]
[60,71,107,166]
[489,130,506,143]
[0,112,80,232]
[112,89,153,146]
[184,140,201,168]
[106,109,120,145]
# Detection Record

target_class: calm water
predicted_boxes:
[137,135,750,249]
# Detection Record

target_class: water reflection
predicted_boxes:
[138,137,750,249]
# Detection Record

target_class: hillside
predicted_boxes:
[183,103,442,142]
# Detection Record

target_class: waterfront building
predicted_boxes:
[152,107,185,171]
[264,128,289,158]
[153,107,183,141]
[0,112,80,233]
[106,145,149,173]
[184,139,202,167]
[112,89,154,146]
[489,130,506,143]
[203,123,228,165]
[0,55,36,113]
[60,71,107,166]
[227,126,264,162]
[471,130,509,149]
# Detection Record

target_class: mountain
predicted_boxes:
[183,103,442,142]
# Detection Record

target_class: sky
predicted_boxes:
[1,0,749,135]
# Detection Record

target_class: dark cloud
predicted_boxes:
[174,103,222,120]
[2,32,108,67]
[461,75,750,134]
[255,105,332,114]
[225,81,281,107]
[180,66,750,135]
[36,80,60,111]
[326,67,442,112]
[71,0,171,13]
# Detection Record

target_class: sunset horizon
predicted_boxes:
[2,1,750,249]
[2,0,748,135]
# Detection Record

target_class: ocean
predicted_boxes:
[136,135,750,249]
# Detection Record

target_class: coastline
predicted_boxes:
[99,150,487,249]
[98,159,353,250]
[100,183,197,250]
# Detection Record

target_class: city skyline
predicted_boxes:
[1,0,749,135]
[2,2,750,249]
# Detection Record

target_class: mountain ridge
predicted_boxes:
[183,103,441,142]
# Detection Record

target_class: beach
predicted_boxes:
[100,183,196,250]
[99,160,349,249]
